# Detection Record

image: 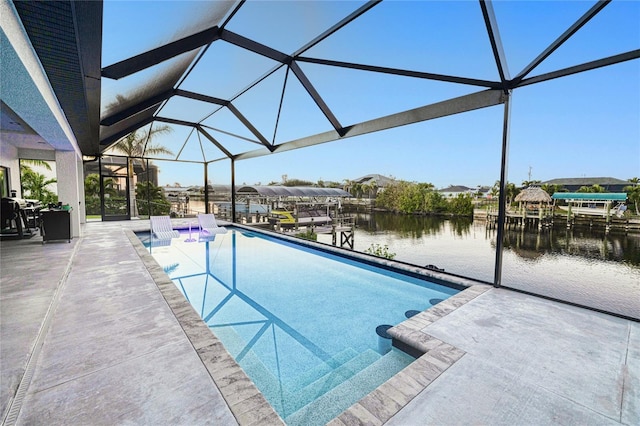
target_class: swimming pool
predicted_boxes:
[140,227,459,425]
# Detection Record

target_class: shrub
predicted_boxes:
[295,229,317,241]
[365,243,396,259]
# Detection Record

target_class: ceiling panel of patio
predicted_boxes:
[98,0,639,164]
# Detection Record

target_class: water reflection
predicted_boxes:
[143,229,449,422]
[356,212,473,239]
[497,227,639,266]
[353,212,640,266]
[341,212,640,319]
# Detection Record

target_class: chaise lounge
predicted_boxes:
[198,213,227,240]
[150,215,180,241]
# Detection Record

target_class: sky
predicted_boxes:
[101,0,640,189]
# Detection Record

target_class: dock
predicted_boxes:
[276,217,356,249]
[476,209,640,233]
[479,209,553,230]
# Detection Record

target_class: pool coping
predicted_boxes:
[127,229,284,425]
[329,284,491,425]
[126,226,492,425]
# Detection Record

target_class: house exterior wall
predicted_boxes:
[0,141,20,197]
[55,150,82,237]
[2,2,85,233]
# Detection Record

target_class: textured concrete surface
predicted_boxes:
[1,220,240,425]
[0,236,76,418]
[2,220,638,425]
[386,289,639,426]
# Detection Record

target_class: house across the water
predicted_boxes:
[542,177,632,193]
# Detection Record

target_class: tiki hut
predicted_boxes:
[515,186,552,204]
[514,186,552,214]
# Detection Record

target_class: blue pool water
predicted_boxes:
[140,228,458,425]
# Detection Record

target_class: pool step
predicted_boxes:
[211,327,363,416]
[281,349,382,418]
[216,326,360,391]
[287,347,360,392]
[240,348,370,415]
[216,332,386,421]
[210,326,248,356]
[284,349,415,426]
[213,327,294,415]
[210,326,412,425]
[241,346,365,416]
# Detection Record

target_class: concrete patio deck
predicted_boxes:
[1,220,637,425]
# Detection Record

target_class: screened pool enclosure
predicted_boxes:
[4,0,639,318]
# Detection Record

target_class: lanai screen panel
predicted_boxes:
[96,0,639,318]
[100,1,237,151]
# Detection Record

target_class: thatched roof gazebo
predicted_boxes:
[514,186,552,204]
[512,186,554,226]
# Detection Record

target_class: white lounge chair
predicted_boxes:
[198,213,227,239]
[150,215,180,240]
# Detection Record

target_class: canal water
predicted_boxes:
[316,212,640,319]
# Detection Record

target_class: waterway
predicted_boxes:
[316,212,640,320]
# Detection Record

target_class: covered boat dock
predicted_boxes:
[235,186,355,246]
[483,191,635,232]
[552,192,630,231]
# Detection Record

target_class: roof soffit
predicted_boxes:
[12,0,102,155]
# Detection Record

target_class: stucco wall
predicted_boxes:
[0,140,21,197]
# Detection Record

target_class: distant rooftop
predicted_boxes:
[236,185,351,198]
[439,185,474,193]
[542,177,632,186]
[351,174,396,187]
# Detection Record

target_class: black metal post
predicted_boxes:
[493,91,512,287]
[204,162,209,214]
[98,156,105,219]
[145,159,151,216]
[231,159,236,223]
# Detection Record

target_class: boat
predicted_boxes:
[556,202,627,218]
[268,207,333,228]
[552,192,628,219]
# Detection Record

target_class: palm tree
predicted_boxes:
[84,173,101,199]
[352,182,364,199]
[492,181,520,206]
[368,179,379,199]
[20,167,57,204]
[361,182,372,199]
[109,125,173,217]
[489,182,499,199]
[521,179,541,188]
[84,173,118,215]
[577,184,605,193]
[541,183,564,196]
[506,183,520,205]
[84,173,118,198]
[623,180,640,215]
[342,179,353,194]
[416,182,435,212]
[21,159,52,171]
[135,181,170,216]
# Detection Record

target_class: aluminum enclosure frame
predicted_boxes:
[93,0,640,289]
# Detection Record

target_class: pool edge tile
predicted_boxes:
[127,228,487,426]
[331,285,485,425]
[338,402,384,426]
[238,401,285,426]
[375,380,414,407]
[358,388,403,423]
[326,418,348,426]
[127,229,284,426]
